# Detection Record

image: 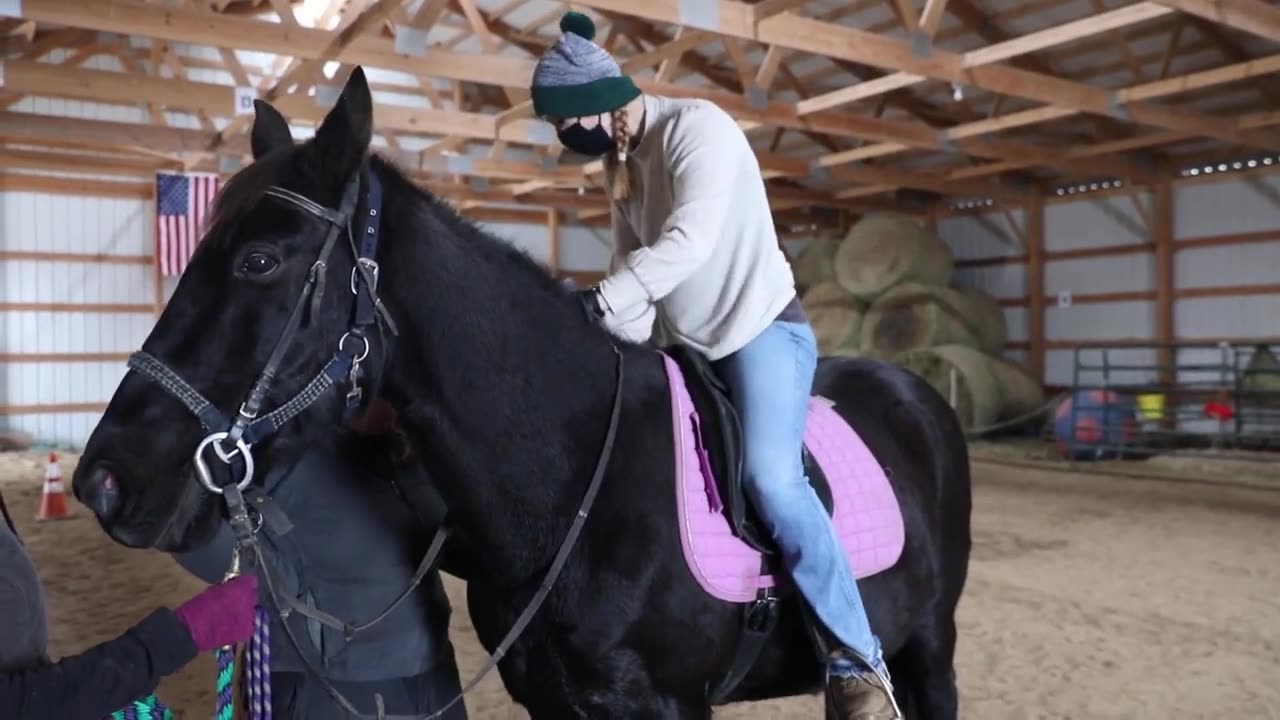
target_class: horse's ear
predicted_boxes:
[251,99,293,159]
[311,66,373,179]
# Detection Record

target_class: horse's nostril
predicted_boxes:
[83,466,123,520]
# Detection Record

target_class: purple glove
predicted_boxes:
[174,574,258,652]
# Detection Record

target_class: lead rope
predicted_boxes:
[211,528,274,720]
[214,546,244,720]
[106,695,174,720]
[245,607,272,718]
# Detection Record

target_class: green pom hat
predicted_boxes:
[529,12,641,120]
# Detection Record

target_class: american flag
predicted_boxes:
[155,172,221,277]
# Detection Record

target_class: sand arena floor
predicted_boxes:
[2,449,1278,718]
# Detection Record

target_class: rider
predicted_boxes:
[0,486,257,719]
[172,400,467,719]
[530,12,899,719]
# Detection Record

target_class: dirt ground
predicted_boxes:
[3,448,1279,719]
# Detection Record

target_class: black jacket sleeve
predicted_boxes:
[1,607,198,720]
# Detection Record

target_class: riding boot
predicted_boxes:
[826,667,901,720]
[811,627,902,720]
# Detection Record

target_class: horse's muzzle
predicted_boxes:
[75,464,122,523]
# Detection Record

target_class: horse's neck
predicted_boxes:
[375,205,623,583]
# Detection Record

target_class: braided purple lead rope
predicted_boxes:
[246,606,272,719]
[214,646,236,720]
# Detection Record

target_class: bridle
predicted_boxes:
[122,158,625,719]
[128,165,393,495]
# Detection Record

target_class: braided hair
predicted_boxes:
[606,106,631,202]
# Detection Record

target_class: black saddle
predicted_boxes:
[664,344,834,557]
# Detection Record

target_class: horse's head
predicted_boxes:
[73,68,386,552]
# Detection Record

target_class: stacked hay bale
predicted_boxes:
[794,211,1044,432]
[801,281,866,357]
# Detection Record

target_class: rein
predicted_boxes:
[123,160,627,719]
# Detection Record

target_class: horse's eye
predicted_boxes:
[241,252,280,277]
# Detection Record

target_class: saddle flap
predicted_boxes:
[662,345,834,556]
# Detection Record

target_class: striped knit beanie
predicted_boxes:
[530,12,641,120]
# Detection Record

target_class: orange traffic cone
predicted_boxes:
[37,451,72,521]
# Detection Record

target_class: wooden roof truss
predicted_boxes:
[1,0,1278,226]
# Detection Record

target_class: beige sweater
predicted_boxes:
[596,94,797,361]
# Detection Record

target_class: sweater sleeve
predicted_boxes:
[598,206,656,343]
[597,107,739,317]
[2,608,197,720]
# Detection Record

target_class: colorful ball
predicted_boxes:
[1053,389,1139,460]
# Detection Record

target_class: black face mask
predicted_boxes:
[557,116,616,157]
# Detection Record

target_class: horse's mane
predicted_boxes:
[205,146,580,306]
[367,153,576,302]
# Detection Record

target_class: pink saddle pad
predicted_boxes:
[662,354,905,604]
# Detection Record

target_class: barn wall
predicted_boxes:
[938,173,1280,388]
[0,179,609,448]
[0,189,156,447]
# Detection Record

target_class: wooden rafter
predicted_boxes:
[1,0,1278,210]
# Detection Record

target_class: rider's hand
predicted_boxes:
[173,574,258,651]
[574,287,606,325]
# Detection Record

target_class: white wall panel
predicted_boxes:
[1045,253,1155,295]
[1,192,152,254]
[1002,307,1029,343]
[1,188,158,449]
[1174,176,1280,238]
[951,264,1026,299]
[479,222,553,266]
[1045,301,1155,341]
[1044,194,1149,251]
[937,212,1024,260]
[1176,240,1280,289]
[1175,296,1280,340]
[556,224,613,272]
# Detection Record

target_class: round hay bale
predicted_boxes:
[858,282,983,359]
[896,344,1000,431]
[802,282,866,355]
[833,212,953,300]
[988,355,1046,421]
[953,287,1008,354]
[790,235,841,294]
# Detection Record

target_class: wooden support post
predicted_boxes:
[150,181,164,316]
[1153,179,1175,387]
[547,207,560,276]
[1026,192,1046,383]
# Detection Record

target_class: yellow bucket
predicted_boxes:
[1137,393,1165,420]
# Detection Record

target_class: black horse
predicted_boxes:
[73,68,971,718]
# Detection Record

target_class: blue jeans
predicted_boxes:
[713,320,885,675]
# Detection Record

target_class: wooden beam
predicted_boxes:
[5,0,1186,183]
[558,0,1277,149]
[1153,179,1174,386]
[1152,0,1280,44]
[918,0,950,36]
[547,207,560,273]
[0,60,554,147]
[826,52,1280,184]
[19,0,534,88]
[1026,193,1046,382]
[0,172,152,198]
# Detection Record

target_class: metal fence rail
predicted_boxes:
[1061,340,1280,460]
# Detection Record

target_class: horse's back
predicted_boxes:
[813,355,972,607]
